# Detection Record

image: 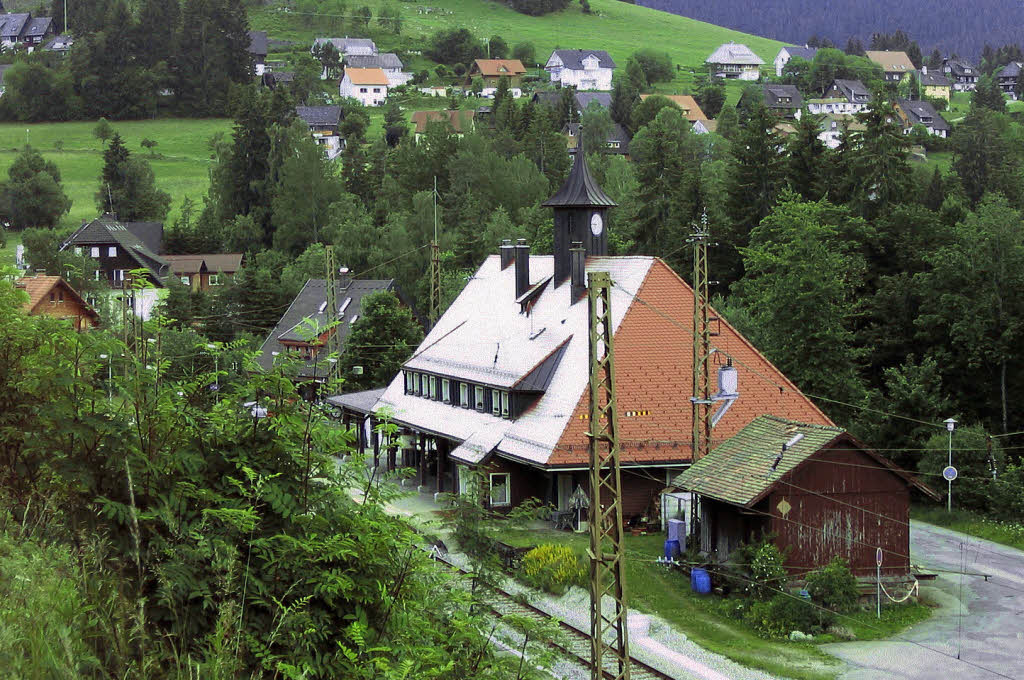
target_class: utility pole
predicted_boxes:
[586,271,631,680]
[325,245,341,384]
[429,176,441,330]
[688,211,714,542]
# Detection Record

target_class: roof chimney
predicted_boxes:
[570,242,586,303]
[514,239,530,298]
[499,239,515,269]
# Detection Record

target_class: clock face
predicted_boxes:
[590,212,604,236]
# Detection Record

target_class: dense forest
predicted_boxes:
[637,0,1024,59]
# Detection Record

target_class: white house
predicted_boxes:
[339,67,389,106]
[706,42,764,81]
[773,45,817,77]
[806,79,872,115]
[817,114,865,149]
[545,49,616,91]
[345,53,412,87]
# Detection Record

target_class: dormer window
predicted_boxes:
[442,379,450,403]
[429,375,437,399]
[460,383,469,408]
[491,389,501,416]
[501,391,510,418]
[474,386,485,411]
[405,371,414,393]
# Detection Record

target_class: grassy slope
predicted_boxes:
[0,118,232,230]
[251,0,785,98]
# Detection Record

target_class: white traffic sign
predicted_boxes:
[943,466,958,482]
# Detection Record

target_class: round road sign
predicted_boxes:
[942,466,958,482]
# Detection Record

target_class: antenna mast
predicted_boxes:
[587,271,631,680]
[690,211,713,463]
[325,245,341,383]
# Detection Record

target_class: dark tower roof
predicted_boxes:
[541,138,617,208]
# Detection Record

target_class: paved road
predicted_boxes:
[824,521,1024,680]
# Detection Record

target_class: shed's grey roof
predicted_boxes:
[345,52,404,70]
[542,143,618,208]
[248,30,268,57]
[706,42,764,66]
[296,105,342,127]
[779,46,817,61]
[257,278,395,378]
[548,49,616,70]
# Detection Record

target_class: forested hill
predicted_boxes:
[637,0,1023,59]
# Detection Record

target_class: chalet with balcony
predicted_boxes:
[741,84,803,120]
[896,98,950,138]
[329,151,831,521]
[807,79,871,115]
[865,50,914,82]
[706,42,764,81]
[59,214,168,320]
[470,59,527,87]
[16,274,99,331]
[998,62,1021,98]
[943,58,978,91]
[545,49,615,91]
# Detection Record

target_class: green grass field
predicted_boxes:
[0,118,232,229]
[251,0,785,97]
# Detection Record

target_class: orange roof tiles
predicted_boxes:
[472,59,527,78]
[551,259,832,466]
[639,94,707,122]
[16,275,99,320]
[344,67,389,86]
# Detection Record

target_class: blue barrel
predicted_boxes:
[664,539,681,560]
[691,568,711,594]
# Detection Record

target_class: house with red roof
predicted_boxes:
[16,274,99,331]
[330,151,831,521]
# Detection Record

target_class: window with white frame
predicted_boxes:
[429,375,437,399]
[209,274,221,286]
[113,270,125,282]
[91,247,100,258]
[108,246,117,257]
[442,379,450,403]
[460,383,469,408]
[405,371,414,393]
[489,473,510,507]
[360,87,368,93]
[491,389,500,416]
[414,373,422,395]
[181,275,190,285]
[501,391,509,418]
[474,386,485,411]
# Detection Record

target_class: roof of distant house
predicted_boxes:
[43,33,72,51]
[162,253,244,275]
[574,91,612,110]
[60,214,168,282]
[763,83,804,108]
[779,45,818,61]
[548,49,616,70]
[257,278,396,378]
[998,61,1022,78]
[411,109,476,134]
[344,67,389,86]
[944,58,977,77]
[16,275,98,321]
[918,70,951,87]
[0,13,30,39]
[638,94,707,122]
[565,122,631,155]
[472,59,527,77]
[706,42,764,65]
[248,30,268,57]
[22,16,51,38]
[296,105,342,127]
[315,37,376,54]
[897,98,951,131]
[865,50,914,73]
[161,255,207,275]
[345,52,404,70]
[831,78,871,100]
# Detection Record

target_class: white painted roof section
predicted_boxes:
[706,42,765,66]
[450,428,505,464]
[375,254,654,466]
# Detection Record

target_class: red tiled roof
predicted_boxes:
[16,275,99,319]
[472,59,527,78]
[551,259,832,466]
[344,67,389,85]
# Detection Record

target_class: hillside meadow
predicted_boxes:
[0,118,232,229]
[251,0,785,96]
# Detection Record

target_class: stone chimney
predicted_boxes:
[514,239,530,298]
[570,242,586,303]
[499,239,515,269]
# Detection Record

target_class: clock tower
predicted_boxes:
[541,136,617,288]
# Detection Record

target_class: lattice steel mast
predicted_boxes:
[429,176,441,330]
[325,245,341,383]
[587,271,631,680]
[690,211,713,462]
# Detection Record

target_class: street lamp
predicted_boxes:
[944,417,957,513]
[99,353,111,401]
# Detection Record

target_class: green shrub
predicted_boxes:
[521,543,585,594]
[749,541,788,600]
[805,557,859,614]
[744,593,825,638]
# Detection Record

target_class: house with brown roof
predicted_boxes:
[411,109,476,142]
[469,59,527,87]
[638,94,707,123]
[16,274,99,331]
[162,253,244,292]
[339,67,388,106]
[329,151,831,521]
[865,50,914,82]
[673,416,939,576]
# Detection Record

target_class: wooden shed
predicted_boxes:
[673,416,940,577]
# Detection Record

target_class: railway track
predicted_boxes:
[434,552,677,680]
